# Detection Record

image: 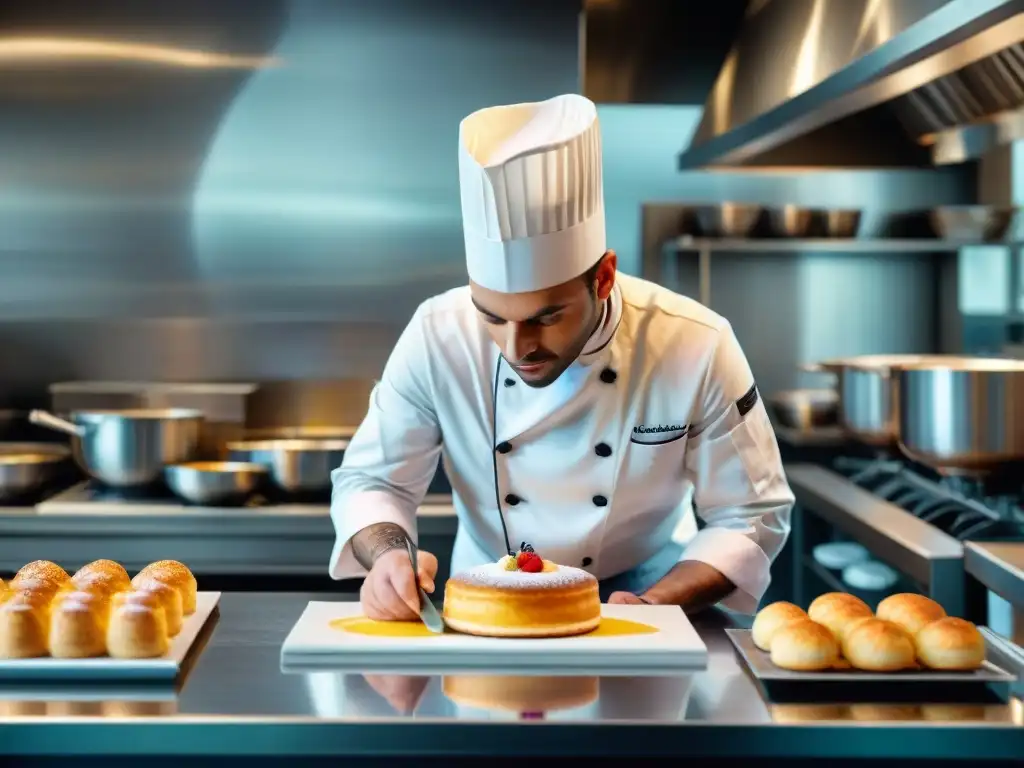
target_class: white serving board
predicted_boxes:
[0,592,220,682]
[280,601,707,675]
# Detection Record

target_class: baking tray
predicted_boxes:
[726,628,1015,702]
[281,602,707,676]
[0,592,220,683]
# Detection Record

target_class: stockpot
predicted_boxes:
[804,355,952,447]
[896,357,1024,475]
[29,409,203,487]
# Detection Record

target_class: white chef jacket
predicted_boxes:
[329,273,794,613]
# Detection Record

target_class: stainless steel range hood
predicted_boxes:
[678,0,1024,169]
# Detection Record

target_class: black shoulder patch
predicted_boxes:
[736,382,759,418]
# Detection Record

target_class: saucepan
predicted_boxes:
[802,355,953,447]
[226,438,350,494]
[895,357,1024,475]
[164,461,268,505]
[29,409,204,487]
[0,442,71,501]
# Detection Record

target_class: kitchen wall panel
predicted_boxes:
[0,1,977,405]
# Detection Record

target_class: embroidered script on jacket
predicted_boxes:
[630,422,689,445]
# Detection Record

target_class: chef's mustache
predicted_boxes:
[514,351,556,365]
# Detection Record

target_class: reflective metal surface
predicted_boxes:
[164,461,267,506]
[966,541,1024,612]
[691,203,763,237]
[930,205,1018,241]
[0,593,1019,758]
[764,205,814,237]
[897,358,1024,473]
[808,355,954,447]
[819,209,863,237]
[29,408,203,486]
[679,0,1024,168]
[227,438,348,494]
[767,388,838,430]
[0,442,69,501]
[0,1,579,324]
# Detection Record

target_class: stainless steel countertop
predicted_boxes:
[0,593,1021,759]
[967,542,1024,611]
[0,494,457,575]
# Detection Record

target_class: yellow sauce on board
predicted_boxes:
[328,616,658,638]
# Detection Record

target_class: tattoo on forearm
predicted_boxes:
[352,523,410,570]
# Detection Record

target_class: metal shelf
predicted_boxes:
[661,237,1021,307]
[667,237,1016,253]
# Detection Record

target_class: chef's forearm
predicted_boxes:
[641,561,736,614]
[350,522,412,570]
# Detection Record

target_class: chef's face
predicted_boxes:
[470,251,617,388]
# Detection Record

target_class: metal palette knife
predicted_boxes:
[407,539,444,633]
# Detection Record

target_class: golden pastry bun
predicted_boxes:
[0,591,51,658]
[13,560,69,587]
[915,617,985,671]
[876,593,946,637]
[49,591,111,659]
[115,584,183,636]
[752,602,808,651]
[10,576,68,604]
[1,558,195,659]
[72,560,132,600]
[135,560,197,614]
[106,601,169,659]
[807,592,873,643]
[769,619,839,671]
[841,618,916,671]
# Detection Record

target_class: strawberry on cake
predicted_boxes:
[442,543,601,638]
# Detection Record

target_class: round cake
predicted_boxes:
[443,675,599,712]
[442,547,600,638]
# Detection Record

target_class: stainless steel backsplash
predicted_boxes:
[0,0,980,406]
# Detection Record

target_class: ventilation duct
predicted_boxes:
[678,0,1024,169]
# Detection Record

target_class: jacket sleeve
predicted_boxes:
[328,305,443,579]
[680,321,794,614]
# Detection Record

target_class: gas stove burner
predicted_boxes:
[831,455,1024,542]
[81,480,177,503]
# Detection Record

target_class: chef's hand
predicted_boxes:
[607,591,652,605]
[363,674,431,714]
[361,547,438,621]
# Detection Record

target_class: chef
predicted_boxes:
[329,93,793,620]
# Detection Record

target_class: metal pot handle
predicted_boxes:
[29,410,87,438]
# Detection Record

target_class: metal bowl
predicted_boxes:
[165,461,267,506]
[764,206,815,237]
[693,203,762,237]
[226,439,349,494]
[0,442,71,501]
[768,389,839,429]
[929,206,1016,242]
[818,209,862,237]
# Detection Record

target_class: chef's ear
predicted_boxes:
[594,250,617,300]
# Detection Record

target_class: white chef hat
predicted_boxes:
[458,94,605,294]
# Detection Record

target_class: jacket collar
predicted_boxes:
[578,280,622,366]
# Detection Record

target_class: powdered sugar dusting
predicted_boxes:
[454,563,597,590]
